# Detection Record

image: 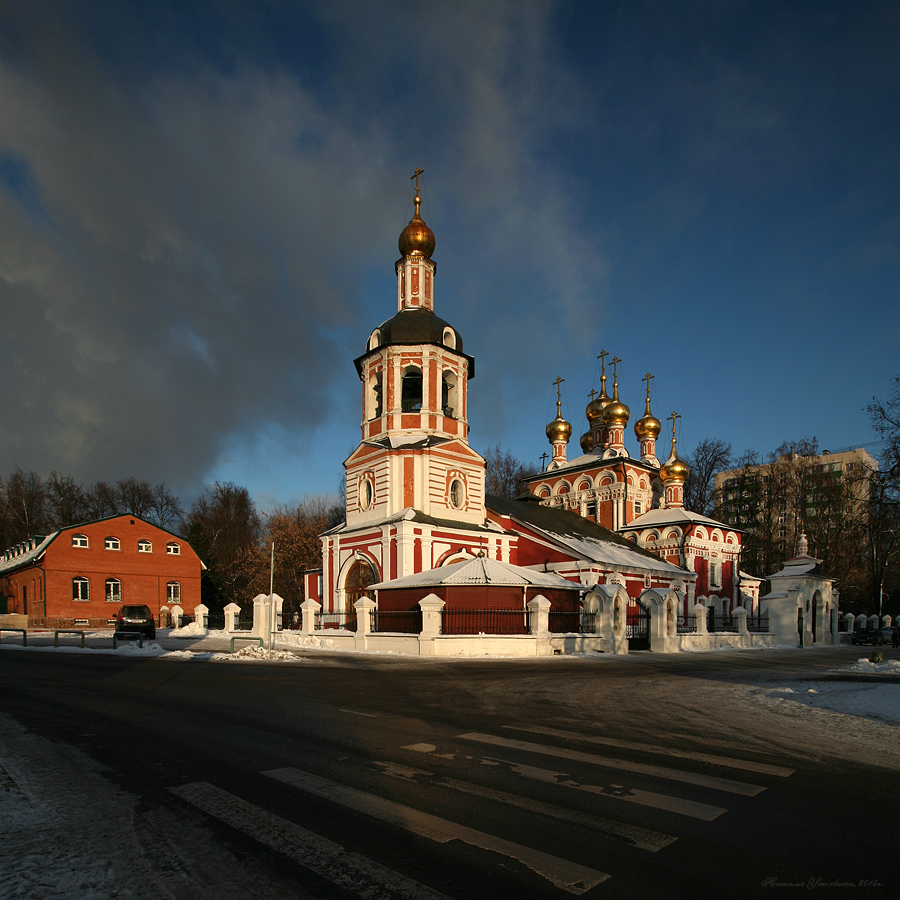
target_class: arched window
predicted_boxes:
[449,478,465,509]
[344,560,376,614]
[442,327,456,349]
[138,539,152,553]
[368,371,383,419]
[105,536,120,551]
[105,579,122,603]
[166,542,181,555]
[72,534,89,548]
[73,577,89,601]
[167,581,181,603]
[401,366,423,412]
[442,371,458,417]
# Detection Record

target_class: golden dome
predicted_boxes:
[585,397,603,424]
[660,453,689,484]
[580,430,594,453]
[660,414,689,483]
[399,211,435,258]
[399,174,435,258]
[602,380,630,428]
[546,413,572,444]
[546,390,571,444]
[634,393,662,441]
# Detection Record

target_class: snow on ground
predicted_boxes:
[750,658,900,726]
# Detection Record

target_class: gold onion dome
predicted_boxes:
[634,399,662,441]
[602,383,630,428]
[546,412,572,444]
[585,395,604,424]
[660,453,690,484]
[580,430,594,453]
[398,186,435,258]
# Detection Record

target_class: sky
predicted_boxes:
[1,0,898,512]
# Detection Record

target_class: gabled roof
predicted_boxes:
[325,506,507,538]
[624,507,740,533]
[486,494,688,577]
[372,555,581,591]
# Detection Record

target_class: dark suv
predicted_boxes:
[851,627,884,646]
[115,605,156,640]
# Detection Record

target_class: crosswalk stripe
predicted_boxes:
[377,758,677,852]
[169,782,447,900]
[264,766,610,894]
[506,725,795,777]
[458,733,765,796]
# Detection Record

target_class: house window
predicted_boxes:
[167,581,181,603]
[105,537,120,551]
[138,539,152,553]
[105,579,122,603]
[72,534,89,548]
[73,577,89,601]
[709,561,722,589]
[166,542,181,555]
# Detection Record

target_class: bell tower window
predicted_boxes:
[401,366,423,412]
[442,371,458,418]
[368,371,383,419]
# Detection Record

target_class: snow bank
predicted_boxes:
[168,621,208,638]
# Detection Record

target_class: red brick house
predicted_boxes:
[0,515,203,628]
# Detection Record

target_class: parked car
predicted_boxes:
[851,627,884,646]
[115,604,156,640]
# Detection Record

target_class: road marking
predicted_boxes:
[381,758,677,851]
[264,766,609,894]
[505,725,795,777]
[458,733,765,796]
[339,708,379,717]
[169,781,445,900]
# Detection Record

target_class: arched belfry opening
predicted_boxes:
[401,366,423,412]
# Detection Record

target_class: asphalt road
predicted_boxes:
[1,642,898,899]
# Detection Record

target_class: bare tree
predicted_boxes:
[115,477,155,518]
[85,481,119,520]
[46,472,88,528]
[4,469,48,542]
[484,443,538,499]
[683,438,733,516]
[148,483,183,530]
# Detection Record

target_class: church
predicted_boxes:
[303,172,707,651]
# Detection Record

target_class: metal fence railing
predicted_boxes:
[676,614,696,634]
[746,614,770,633]
[373,609,422,634]
[441,608,531,636]
[548,611,596,634]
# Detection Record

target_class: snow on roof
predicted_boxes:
[624,507,735,531]
[0,533,58,574]
[371,555,581,591]
[539,530,687,575]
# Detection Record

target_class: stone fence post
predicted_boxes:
[354,597,375,650]
[194,603,209,630]
[732,606,748,635]
[224,602,240,632]
[691,603,708,636]
[170,604,184,628]
[527,595,550,635]
[300,598,321,635]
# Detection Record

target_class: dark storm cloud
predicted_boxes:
[0,1,608,494]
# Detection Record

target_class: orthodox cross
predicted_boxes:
[540,452,549,470]
[553,375,565,405]
[597,349,608,377]
[643,372,654,401]
[611,356,621,384]
[587,388,598,403]
[411,167,425,189]
[667,410,681,440]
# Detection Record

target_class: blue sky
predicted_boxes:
[1,1,898,510]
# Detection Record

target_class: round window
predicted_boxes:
[449,479,464,509]
[361,478,374,510]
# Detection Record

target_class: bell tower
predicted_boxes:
[345,170,485,528]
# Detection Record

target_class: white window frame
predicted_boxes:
[709,561,722,589]
[138,539,153,553]
[166,581,181,603]
[105,579,122,603]
[105,536,120,551]
[73,577,89,601]
[166,542,181,555]
[72,534,89,549]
